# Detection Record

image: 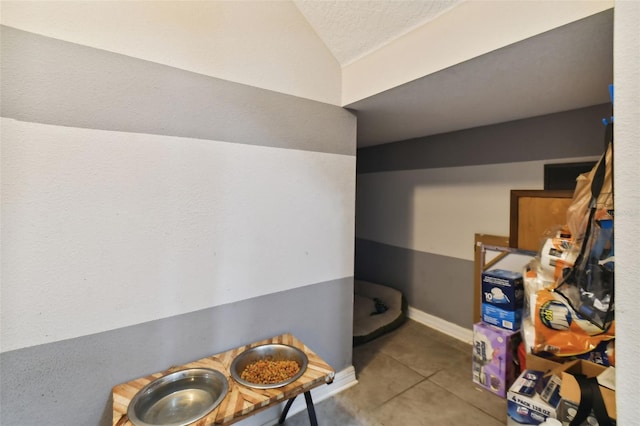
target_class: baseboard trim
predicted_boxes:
[407,306,473,344]
[237,365,357,426]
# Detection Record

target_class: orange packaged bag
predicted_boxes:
[533,289,614,357]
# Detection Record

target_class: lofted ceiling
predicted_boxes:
[293,0,463,66]
[294,2,613,148]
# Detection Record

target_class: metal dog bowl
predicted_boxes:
[230,344,308,389]
[128,368,228,426]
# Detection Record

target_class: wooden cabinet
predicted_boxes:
[509,190,574,252]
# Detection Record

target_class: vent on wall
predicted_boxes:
[544,161,597,191]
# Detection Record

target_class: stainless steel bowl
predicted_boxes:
[230,344,308,389]
[127,368,228,426]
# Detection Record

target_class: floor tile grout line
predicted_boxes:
[425,374,508,423]
[371,373,504,425]
[423,376,507,423]
[336,320,508,425]
[362,330,506,423]
[373,376,429,411]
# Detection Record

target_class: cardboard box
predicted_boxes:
[553,360,616,425]
[508,355,617,426]
[482,303,522,331]
[482,269,524,311]
[507,354,563,425]
[472,322,521,397]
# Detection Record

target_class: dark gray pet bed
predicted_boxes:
[353,279,408,346]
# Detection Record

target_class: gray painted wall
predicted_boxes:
[355,104,611,328]
[355,238,473,326]
[0,25,355,156]
[0,278,353,426]
[357,104,611,174]
[1,25,356,426]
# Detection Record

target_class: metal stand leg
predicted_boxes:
[278,391,318,425]
[304,391,318,426]
[278,396,297,424]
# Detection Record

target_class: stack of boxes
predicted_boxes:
[473,269,617,425]
[480,265,619,425]
[472,269,524,398]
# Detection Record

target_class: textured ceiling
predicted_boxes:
[294,0,462,66]
[295,2,613,148]
[347,9,614,147]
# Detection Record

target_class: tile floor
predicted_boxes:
[284,319,508,426]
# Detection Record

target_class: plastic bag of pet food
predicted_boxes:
[533,289,614,357]
[556,125,614,332]
[566,140,613,242]
[537,227,578,282]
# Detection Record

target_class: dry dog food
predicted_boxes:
[240,358,300,384]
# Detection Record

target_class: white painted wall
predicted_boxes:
[0,0,354,354]
[355,156,598,261]
[613,1,640,424]
[0,0,341,105]
[342,0,614,105]
[0,118,354,352]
